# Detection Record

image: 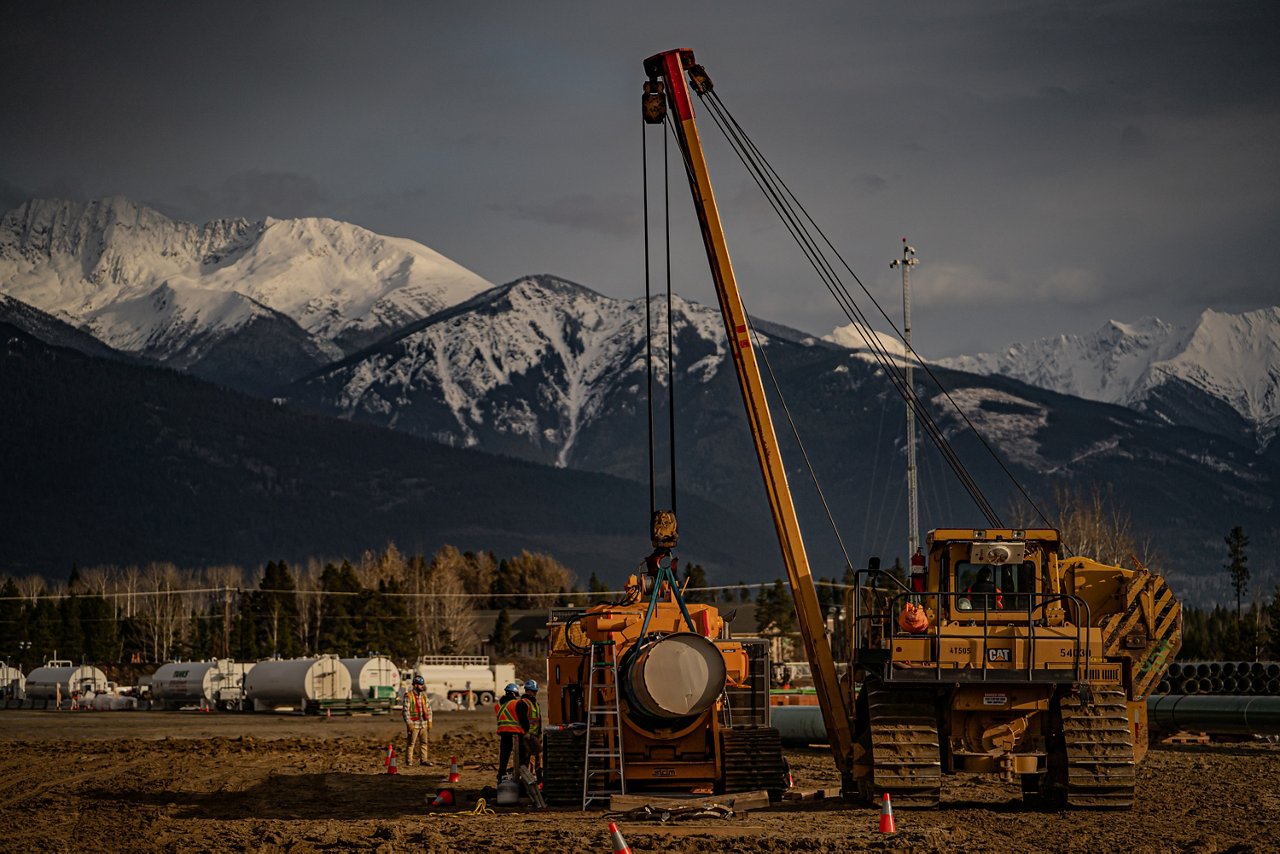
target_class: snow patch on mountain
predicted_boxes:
[1153,308,1280,443]
[325,275,762,467]
[0,196,493,358]
[935,387,1049,471]
[824,323,918,365]
[937,308,1280,448]
[86,283,275,359]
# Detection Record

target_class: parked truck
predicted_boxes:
[413,655,515,707]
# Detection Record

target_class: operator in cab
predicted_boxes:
[966,566,1002,610]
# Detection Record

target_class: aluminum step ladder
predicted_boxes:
[582,639,625,809]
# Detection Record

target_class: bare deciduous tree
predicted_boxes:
[135,563,191,662]
[1052,483,1157,570]
[203,565,245,659]
[356,543,407,590]
[407,547,479,655]
[295,559,325,655]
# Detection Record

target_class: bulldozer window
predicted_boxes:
[954,559,1038,614]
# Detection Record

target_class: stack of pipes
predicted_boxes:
[1156,661,1280,696]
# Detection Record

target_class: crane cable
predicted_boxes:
[658,112,856,570]
[701,92,1049,535]
[641,117,679,518]
[699,89,1054,531]
[642,122,656,516]
[699,90,999,524]
[695,92,1001,527]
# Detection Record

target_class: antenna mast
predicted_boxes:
[890,238,920,562]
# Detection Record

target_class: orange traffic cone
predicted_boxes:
[325,707,331,720]
[878,792,896,833]
[386,744,399,775]
[608,822,632,854]
[448,756,460,785]
[430,787,455,807]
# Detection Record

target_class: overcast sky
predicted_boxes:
[3,1,1277,355]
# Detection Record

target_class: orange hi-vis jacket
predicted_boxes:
[496,696,525,734]
[404,690,431,725]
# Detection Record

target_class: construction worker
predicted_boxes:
[403,675,433,766]
[495,681,529,784]
[521,679,543,780]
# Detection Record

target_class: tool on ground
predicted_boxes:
[607,803,734,823]
[465,797,496,816]
[518,765,546,809]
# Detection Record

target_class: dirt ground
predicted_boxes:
[0,710,1277,853]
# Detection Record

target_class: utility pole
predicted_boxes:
[890,238,921,563]
[222,586,232,659]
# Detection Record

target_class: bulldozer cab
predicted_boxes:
[847,528,1103,685]
[946,538,1040,622]
[928,529,1067,627]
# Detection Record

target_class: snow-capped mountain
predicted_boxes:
[938,308,1280,450]
[0,196,493,386]
[303,274,773,469]
[824,323,918,364]
[289,274,1280,605]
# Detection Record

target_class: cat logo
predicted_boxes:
[987,648,1012,663]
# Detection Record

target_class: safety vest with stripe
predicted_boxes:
[404,690,430,724]
[523,696,542,738]
[496,697,524,733]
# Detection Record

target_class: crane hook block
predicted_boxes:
[650,509,678,549]
[643,80,667,124]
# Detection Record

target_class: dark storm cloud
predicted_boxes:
[169,171,329,223]
[0,178,29,214]
[495,195,638,238]
[2,1,1278,354]
[851,175,888,197]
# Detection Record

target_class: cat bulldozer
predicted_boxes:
[641,47,1182,808]
[846,530,1180,807]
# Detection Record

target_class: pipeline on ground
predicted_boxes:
[771,694,1280,746]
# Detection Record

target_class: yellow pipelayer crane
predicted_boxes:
[643,47,1181,808]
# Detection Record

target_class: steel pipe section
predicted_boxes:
[776,694,1280,746]
[623,632,726,720]
[1149,695,1280,736]
[773,704,830,746]
[1161,662,1280,696]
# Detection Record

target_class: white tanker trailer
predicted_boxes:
[414,655,515,707]
[245,655,351,711]
[0,663,24,701]
[340,656,398,700]
[151,660,256,710]
[25,660,108,702]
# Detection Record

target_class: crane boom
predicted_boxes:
[643,48,854,781]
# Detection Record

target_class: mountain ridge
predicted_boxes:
[937,307,1280,450]
[0,319,779,582]
[0,196,495,387]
